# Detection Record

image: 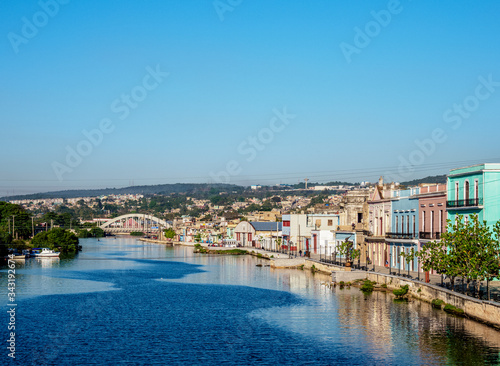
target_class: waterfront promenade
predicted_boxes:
[192,243,500,303]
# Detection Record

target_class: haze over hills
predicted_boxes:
[0,183,243,201]
[1,175,448,201]
[400,175,447,187]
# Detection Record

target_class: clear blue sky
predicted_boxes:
[1,0,500,195]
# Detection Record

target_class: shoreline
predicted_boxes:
[138,240,500,330]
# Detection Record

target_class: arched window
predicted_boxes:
[465,180,470,203]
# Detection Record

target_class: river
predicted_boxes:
[1,237,500,365]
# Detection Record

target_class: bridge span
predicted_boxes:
[99,214,171,234]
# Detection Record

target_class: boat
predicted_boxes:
[8,249,27,259]
[34,248,60,258]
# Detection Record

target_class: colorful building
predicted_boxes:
[417,183,447,274]
[366,179,394,268]
[386,187,420,273]
[447,163,500,228]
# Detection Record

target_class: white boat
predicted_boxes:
[34,248,60,258]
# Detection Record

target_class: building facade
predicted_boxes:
[366,180,394,268]
[386,188,420,273]
[447,163,500,228]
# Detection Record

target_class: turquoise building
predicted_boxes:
[386,187,420,273]
[447,163,500,228]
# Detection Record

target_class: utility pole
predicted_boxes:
[12,215,16,239]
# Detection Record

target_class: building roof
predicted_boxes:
[250,221,282,231]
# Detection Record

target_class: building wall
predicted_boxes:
[484,171,500,227]
[419,184,447,237]
[388,188,420,271]
[391,188,420,236]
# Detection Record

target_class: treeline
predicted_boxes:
[417,215,500,297]
[1,183,243,201]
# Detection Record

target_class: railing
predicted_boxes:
[419,232,442,240]
[385,232,416,239]
[446,198,483,208]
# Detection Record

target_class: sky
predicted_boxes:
[1,0,500,196]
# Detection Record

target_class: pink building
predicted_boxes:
[418,184,447,240]
[417,184,447,274]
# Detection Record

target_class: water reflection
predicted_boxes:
[36,257,60,268]
[0,237,499,365]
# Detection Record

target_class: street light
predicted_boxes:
[372,249,376,272]
[389,247,392,275]
[288,241,293,258]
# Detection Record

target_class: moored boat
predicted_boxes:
[34,248,60,258]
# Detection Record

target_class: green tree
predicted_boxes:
[418,215,500,297]
[32,228,79,253]
[90,227,105,238]
[164,228,176,240]
[338,239,360,265]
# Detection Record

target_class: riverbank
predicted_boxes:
[144,241,500,329]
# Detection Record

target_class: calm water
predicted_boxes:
[1,238,500,365]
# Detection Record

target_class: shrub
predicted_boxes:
[257,253,262,258]
[311,265,317,273]
[393,285,409,299]
[299,264,304,270]
[431,299,445,309]
[361,280,375,293]
[444,304,465,316]
[381,284,388,289]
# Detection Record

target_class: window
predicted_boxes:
[455,182,459,201]
[439,210,443,233]
[283,221,290,227]
[357,213,363,223]
[395,216,399,233]
[465,180,470,202]
[248,233,252,242]
[406,215,410,234]
[422,211,425,232]
[430,211,434,234]
[412,216,415,235]
[328,219,333,226]
[474,179,479,200]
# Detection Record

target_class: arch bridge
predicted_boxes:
[100,214,171,234]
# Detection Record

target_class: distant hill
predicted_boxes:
[1,183,243,201]
[400,175,447,186]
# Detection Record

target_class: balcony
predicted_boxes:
[446,198,483,208]
[385,232,416,240]
[419,232,441,240]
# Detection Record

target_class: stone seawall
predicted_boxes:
[366,272,500,329]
